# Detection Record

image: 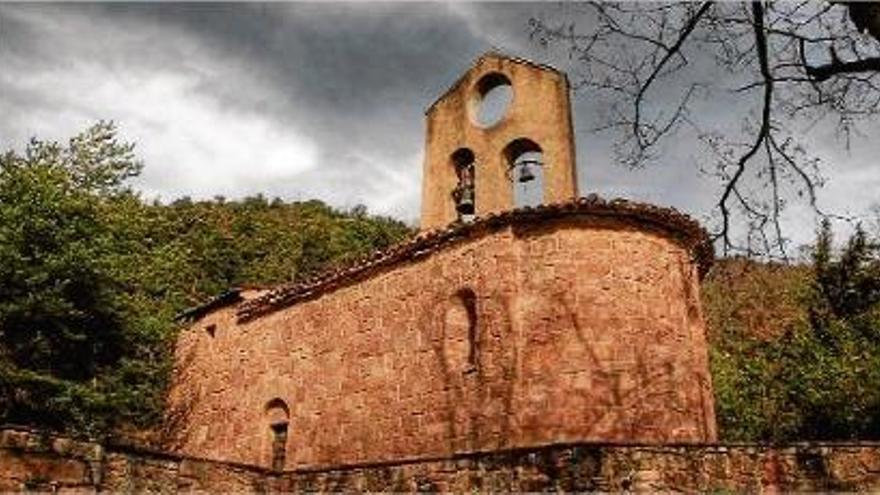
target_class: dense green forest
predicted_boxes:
[706,223,880,441]
[1,123,879,442]
[0,123,411,437]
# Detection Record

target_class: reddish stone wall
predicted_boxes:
[0,426,269,493]
[278,443,880,493]
[168,213,716,470]
[4,427,880,493]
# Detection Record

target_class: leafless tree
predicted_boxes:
[529,2,880,259]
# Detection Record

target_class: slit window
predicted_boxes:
[444,288,479,373]
[459,288,478,368]
[270,422,288,471]
[265,398,290,471]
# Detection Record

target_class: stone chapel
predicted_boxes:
[169,52,717,471]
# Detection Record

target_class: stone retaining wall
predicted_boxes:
[3,427,880,493]
[0,426,269,493]
[279,443,880,493]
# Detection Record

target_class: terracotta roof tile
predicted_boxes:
[235,197,714,322]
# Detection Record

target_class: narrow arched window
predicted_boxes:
[458,288,478,368]
[265,398,290,471]
[504,138,544,208]
[451,148,476,222]
[443,288,479,373]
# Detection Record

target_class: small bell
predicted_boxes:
[455,187,475,215]
[517,162,536,183]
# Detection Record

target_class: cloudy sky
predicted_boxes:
[1,2,878,249]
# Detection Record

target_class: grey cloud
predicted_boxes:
[77,3,482,206]
[0,2,877,248]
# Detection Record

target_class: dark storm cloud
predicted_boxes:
[81,3,479,146]
[0,2,876,244]
[0,2,555,221]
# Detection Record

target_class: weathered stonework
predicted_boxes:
[167,53,719,473]
[0,426,270,493]
[420,52,578,231]
[277,442,880,493]
[168,200,717,470]
[4,427,880,493]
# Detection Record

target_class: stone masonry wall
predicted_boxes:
[0,426,270,493]
[168,213,716,470]
[4,427,880,493]
[279,442,880,493]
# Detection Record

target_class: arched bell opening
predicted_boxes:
[264,398,290,471]
[450,148,476,222]
[503,138,544,209]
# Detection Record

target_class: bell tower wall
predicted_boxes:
[420,53,578,231]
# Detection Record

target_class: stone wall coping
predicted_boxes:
[280,439,880,475]
[6,425,880,491]
[176,283,275,322]
[236,195,714,322]
[0,425,274,475]
[175,288,244,322]
[5,425,880,477]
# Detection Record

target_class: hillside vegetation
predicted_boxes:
[1,123,878,442]
[0,123,411,437]
[705,228,880,441]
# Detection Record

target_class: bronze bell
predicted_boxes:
[455,186,475,215]
[518,162,536,183]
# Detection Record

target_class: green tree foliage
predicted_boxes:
[709,220,880,441]
[0,123,411,438]
[6,123,880,443]
[0,123,146,436]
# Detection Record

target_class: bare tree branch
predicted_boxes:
[633,2,714,150]
[717,1,773,254]
[529,0,880,257]
[806,55,880,82]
